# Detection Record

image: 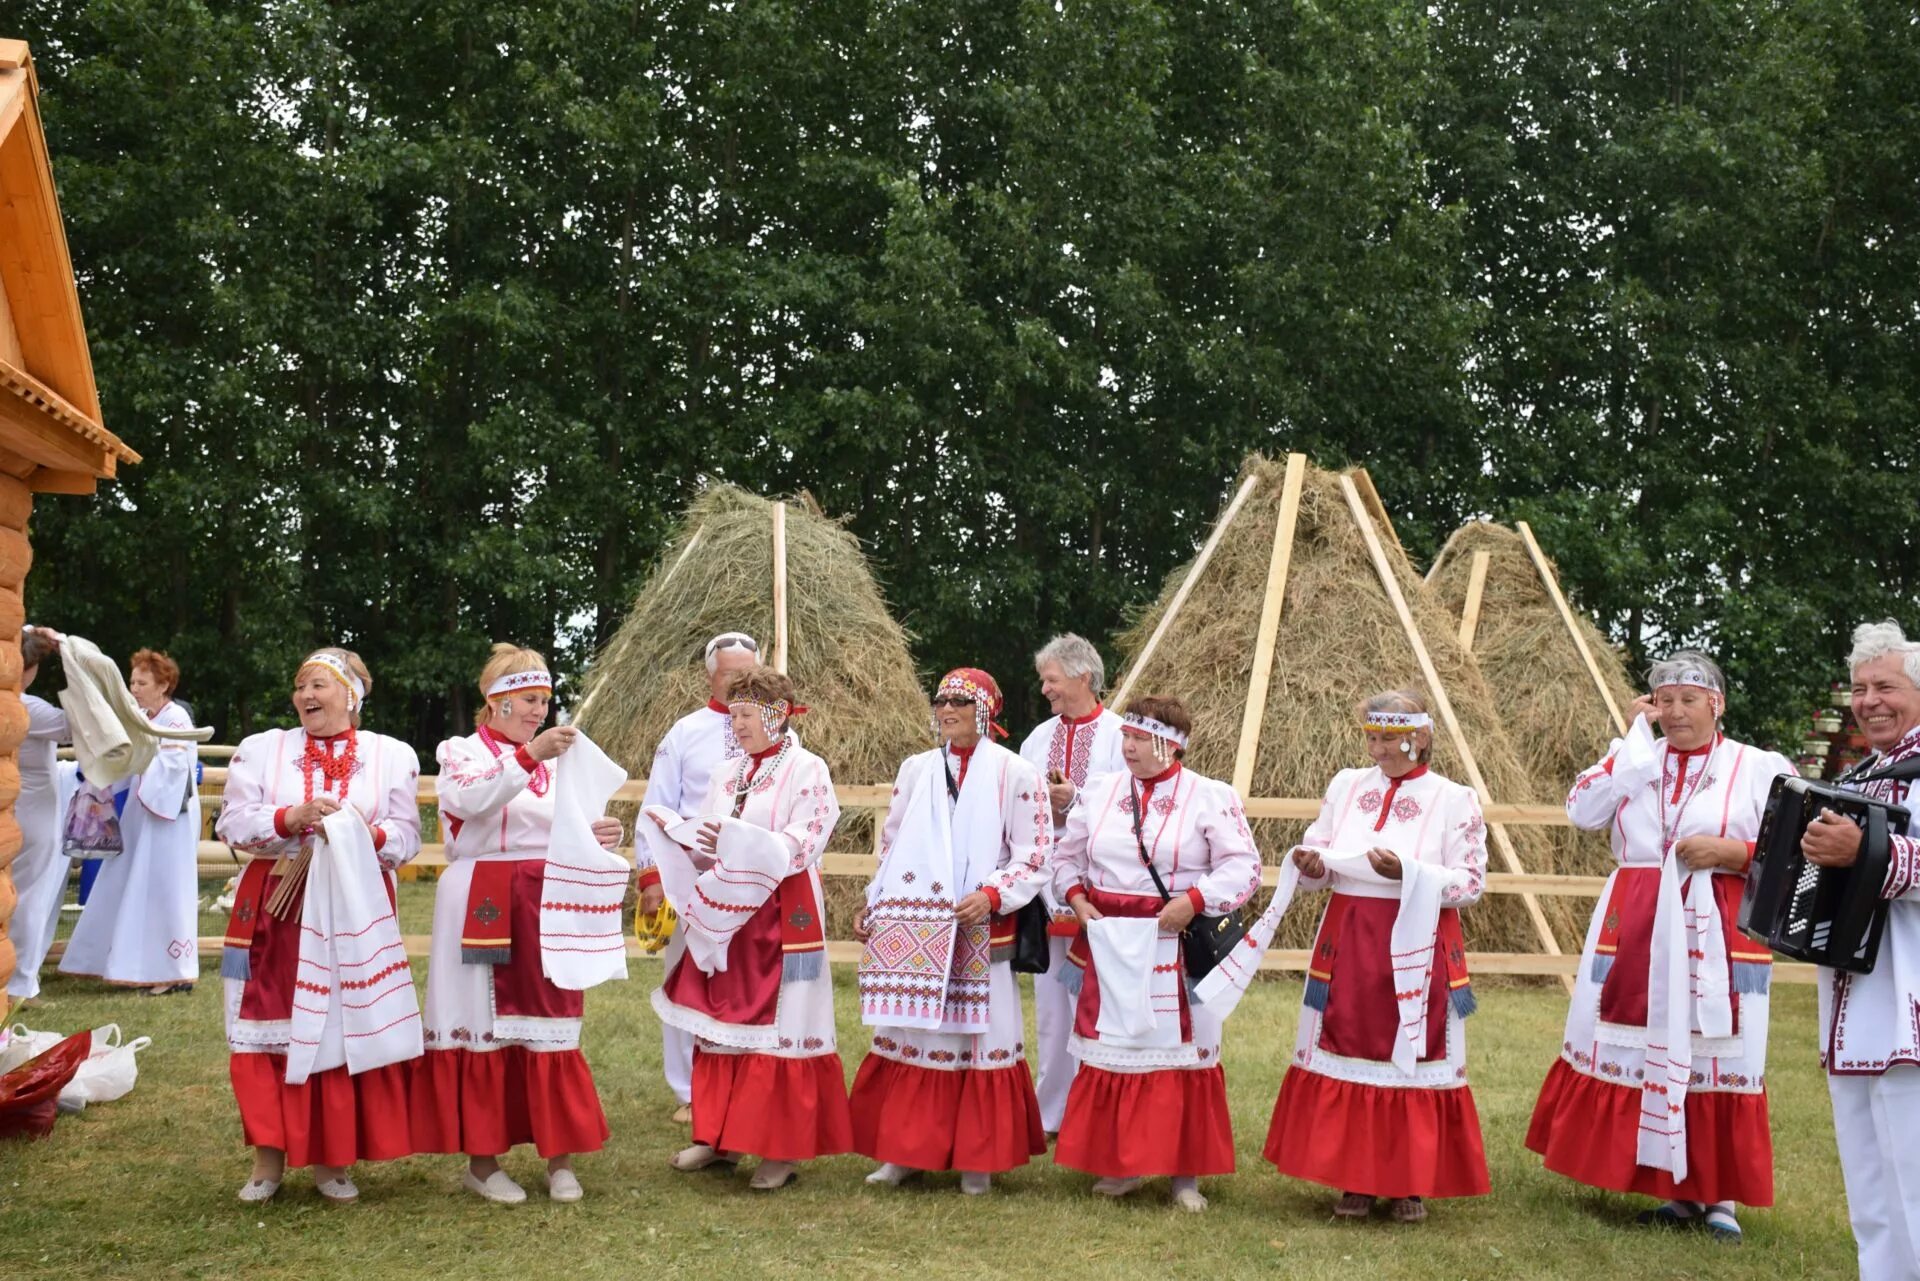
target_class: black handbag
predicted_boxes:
[1131,780,1247,983]
[945,751,1052,974]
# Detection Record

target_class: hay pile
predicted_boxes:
[1113,456,1583,953]
[1427,521,1639,879]
[578,486,930,928]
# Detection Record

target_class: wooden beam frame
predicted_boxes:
[1516,521,1627,735]
[1231,454,1305,795]
[1338,475,1568,975]
[1457,549,1490,651]
[772,500,789,674]
[1111,472,1262,708]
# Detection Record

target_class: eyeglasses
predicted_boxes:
[931,695,976,709]
[704,633,760,660]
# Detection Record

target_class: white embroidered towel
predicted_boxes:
[1089,917,1160,1038]
[1637,851,1694,1181]
[1684,867,1732,1038]
[540,732,632,991]
[678,817,790,976]
[858,758,964,1031]
[1387,855,1445,1075]
[285,810,420,1085]
[1193,858,1304,1017]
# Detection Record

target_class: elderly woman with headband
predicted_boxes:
[215,648,425,1204]
[849,667,1052,1195]
[653,664,850,1191]
[1527,652,1793,1244]
[1258,690,1492,1223]
[1049,696,1260,1212]
[412,644,639,1204]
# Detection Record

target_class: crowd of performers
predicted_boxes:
[14,618,1920,1277]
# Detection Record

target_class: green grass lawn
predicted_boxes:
[0,880,1856,1280]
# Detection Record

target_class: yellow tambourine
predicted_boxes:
[633,899,679,954]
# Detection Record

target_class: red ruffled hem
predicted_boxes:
[230,1053,414,1169]
[848,1055,1046,1172]
[1055,1065,1235,1178]
[1264,1066,1490,1198]
[1525,1057,1774,1206]
[692,1049,852,1161]
[410,1046,609,1159]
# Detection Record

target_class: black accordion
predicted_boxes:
[1739,769,1911,973]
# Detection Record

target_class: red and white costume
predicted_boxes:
[1528,715,1791,1206]
[411,725,643,1159]
[215,727,422,1169]
[1017,703,1125,1132]
[58,700,202,986]
[1049,763,1260,1178]
[648,735,851,1160]
[1825,723,1920,1279]
[1261,763,1491,1199]
[645,699,744,1106]
[849,739,1052,1172]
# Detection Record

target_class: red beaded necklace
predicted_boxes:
[301,730,358,803]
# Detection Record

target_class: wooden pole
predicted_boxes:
[1111,472,1262,708]
[1516,521,1626,734]
[772,501,789,675]
[1231,454,1306,796]
[1350,467,1404,555]
[1338,476,1568,973]
[1457,550,1491,652]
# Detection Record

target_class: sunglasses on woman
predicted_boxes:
[931,695,976,709]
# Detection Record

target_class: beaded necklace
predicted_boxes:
[730,734,791,810]
[301,730,358,806]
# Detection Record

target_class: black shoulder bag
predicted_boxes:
[1131,780,1247,983]
[945,751,1050,974]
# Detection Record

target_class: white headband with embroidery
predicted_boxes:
[1656,668,1722,695]
[1121,712,1189,749]
[300,652,366,713]
[1364,710,1432,732]
[487,669,553,698]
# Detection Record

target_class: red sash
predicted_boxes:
[461,861,514,965]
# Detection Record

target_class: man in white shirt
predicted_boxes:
[1015,633,1125,1135]
[644,631,760,1123]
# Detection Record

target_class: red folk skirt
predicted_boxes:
[1052,886,1235,1178]
[848,1054,1046,1173]
[692,1048,853,1161]
[1525,868,1774,1205]
[229,865,414,1168]
[410,858,610,1158]
[1264,895,1490,1199]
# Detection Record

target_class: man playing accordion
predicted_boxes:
[1805,621,1920,1280]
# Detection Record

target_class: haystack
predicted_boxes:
[1111,456,1583,954]
[577,486,930,920]
[1427,520,1639,879]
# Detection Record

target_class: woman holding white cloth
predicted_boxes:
[1051,695,1261,1212]
[651,664,850,1191]
[1526,652,1791,1243]
[412,644,634,1205]
[1262,689,1491,1223]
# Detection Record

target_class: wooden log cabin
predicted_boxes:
[0,39,140,994]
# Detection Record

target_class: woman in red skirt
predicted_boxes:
[1050,696,1261,1212]
[216,648,425,1204]
[411,644,643,1204]
[1264,690,1492,1223]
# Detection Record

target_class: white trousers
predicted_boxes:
[1831,1065,1920,1280]
[1033,935,1080,1132]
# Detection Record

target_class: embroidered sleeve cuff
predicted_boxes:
[513,745,539,774]
[982,886,1003,913]
[1065,884,1089,906]
[1741,840,1756,874]
[372,826,388,853]
[1884,835,1919,901]
[273,806,293,837]
[636,866,662,891]
[1185,886,1206,913]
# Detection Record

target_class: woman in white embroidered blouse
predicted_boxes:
[412,644,632,1205]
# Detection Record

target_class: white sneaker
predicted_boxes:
[1092,1176,1144,1198]
[669,1144,735,1173]
[1171,1186,1208,1213]
[865,1162,916,1186]
[958,1171,992,1196]
[463,1169,527,1204]
[316,1174,359,1204]
[236,1177,281,1203]
[546,1168,583,1203]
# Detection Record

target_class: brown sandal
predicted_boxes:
[1390,1197,1428,1223]
[1333,1192,1375,1218]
